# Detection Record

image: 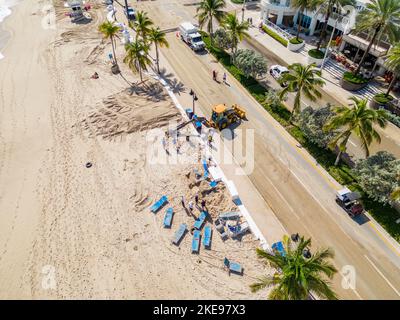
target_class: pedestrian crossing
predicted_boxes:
[322,59,383,101]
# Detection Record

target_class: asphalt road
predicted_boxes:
[134,0,400,299]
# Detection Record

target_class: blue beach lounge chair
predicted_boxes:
[224,257,243,275]
[203,225,212,249]
[194,211,207,230]
[202,159,208,173]
[150,195,168,213]
[192,230,201,253]
[209,180,218,189]
[272,241,286,256]
[172,223,187,246]
[163,208,174,228]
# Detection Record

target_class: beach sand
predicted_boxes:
[0,1,271,299]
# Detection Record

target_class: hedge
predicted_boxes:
[343,71,369,84]
[308,49,324,59]
[261,25,288,47]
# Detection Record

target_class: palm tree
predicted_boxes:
[353,0,400,75]
[123,39,152,82]
[222,13,249,61]
[324,97,388,165]
[98,21,120,65]
[292,0,321,41]
[133,10,154,41]
[196,0,227,45]
[148,27,169,74]
[315,0,355,51]
[384,43,400,96]
[250,235,338,300]
[279,63,325,118]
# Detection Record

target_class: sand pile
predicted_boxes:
[80,84,181,139]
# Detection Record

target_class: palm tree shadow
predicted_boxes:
[128,81,167,101]
[158,67,186,95]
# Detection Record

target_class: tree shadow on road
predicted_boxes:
[158,67,186,95]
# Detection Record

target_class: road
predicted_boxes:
[134,0,400,299]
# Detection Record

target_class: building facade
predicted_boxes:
[260,0,367,37]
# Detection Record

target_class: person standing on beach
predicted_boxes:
[201,199,206,210]
[188,201,194,212]
[194,193,199,204]
[181,196,186,208]
[222,72,227,84]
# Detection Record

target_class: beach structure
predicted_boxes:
[67,0,85,22]
[203,225,212,249]
[172,223,187,246]
[224,258,243,275]
[150,195,168,213]
[219,211,240,221]
[191,230,201,253]
[163,207,174,228]
[227,222,250,238]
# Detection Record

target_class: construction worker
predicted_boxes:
[207,134,213,147]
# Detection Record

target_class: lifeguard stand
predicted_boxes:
[67,0,85,22]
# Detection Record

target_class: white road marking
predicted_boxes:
[338,270,363,300]
[364,255,400,297]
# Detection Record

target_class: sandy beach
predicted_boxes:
[0,0,271,299]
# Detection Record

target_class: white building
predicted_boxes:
[260,0,367,37]
[260,0,394,76]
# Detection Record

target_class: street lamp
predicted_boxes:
[189,89,198,114]
[320,10,350,71]
[241,0,247,23]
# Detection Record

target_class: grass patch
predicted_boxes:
[308,49,324,59]
[373,93,394,105]
[202,31,400,242]
[261,25,288,47]
[231,0,244,3]
[343,71,369,84]
[289,37,304,45]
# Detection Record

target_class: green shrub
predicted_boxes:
[308,49,324,59]
[261,25,288,47]
[373,93,394,104]
[343,71,369,84]
[289,37,304,45]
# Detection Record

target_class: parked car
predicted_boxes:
[269,65,289,87]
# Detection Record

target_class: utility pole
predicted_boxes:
[241,0,246,23]
[189,89,198,114]
[124,0,129,19]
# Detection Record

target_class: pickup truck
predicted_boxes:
[335,187,364,218]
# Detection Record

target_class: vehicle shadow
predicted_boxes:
[353,212,371,225]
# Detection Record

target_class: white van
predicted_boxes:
[178,22,205,52]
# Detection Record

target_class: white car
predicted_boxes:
[269,65,289,80]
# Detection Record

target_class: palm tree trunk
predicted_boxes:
[111,36,118,65]
[296,10,304,41]
[155,43,160,74]
[334,150,342,166]
[139,64,143,82]
[317,8,331,51]
[386,75,397,96]
[354,27,380,75]
[209,16,214,46]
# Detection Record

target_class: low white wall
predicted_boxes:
[287,41,305,52]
